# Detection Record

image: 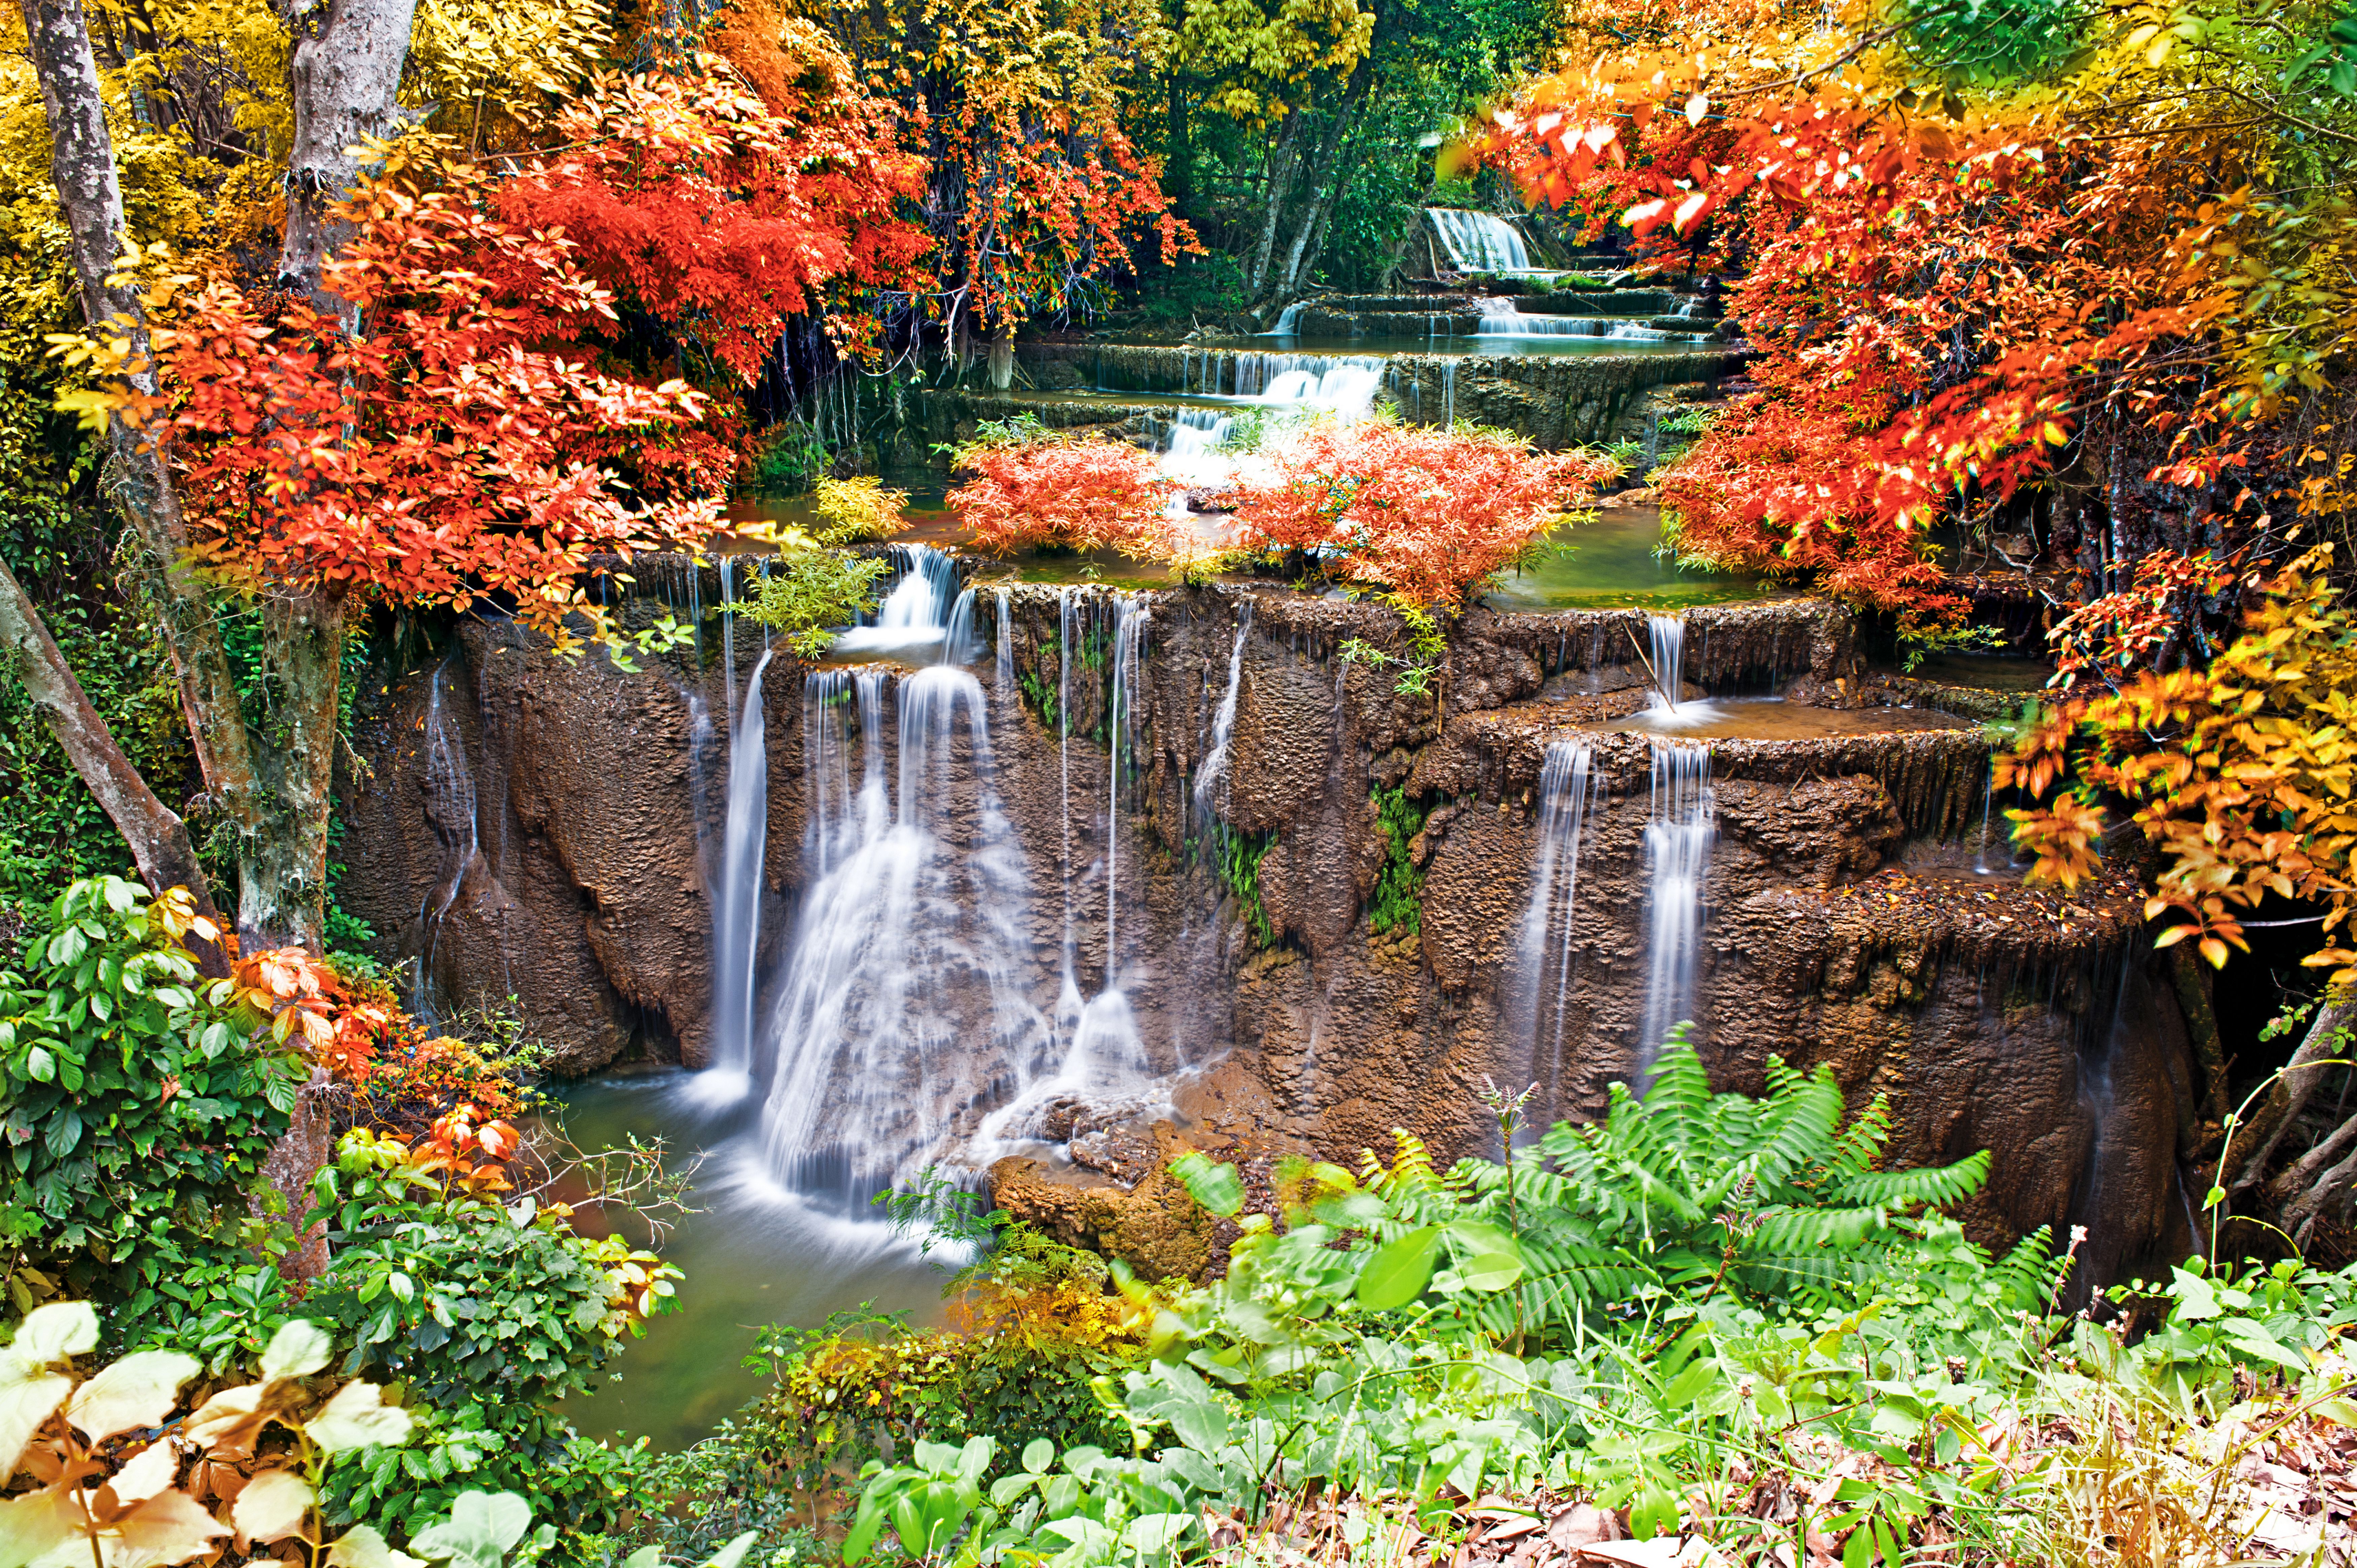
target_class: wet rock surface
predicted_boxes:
[343,580,2196,1287]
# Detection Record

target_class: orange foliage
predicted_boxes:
[152,154,724,645]
[1227,422,1616,611]
[950,435,1178,556]
[493,54,931,379]
[1999,547,2357,982]
[220,947,388,1079]
[1462,43,2212,627]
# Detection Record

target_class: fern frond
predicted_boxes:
[1827,1093,1894,1180]
[1753,1069,1845,1194]
[1824,1149,1990,1209]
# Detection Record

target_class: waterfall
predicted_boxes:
[411,653,480,1024]
[1637,740,1714,1072]
[1514,741,1596,1116]
[1160,408,1235,491]
[1974,755,1996,875]
[1440,360,1458,428]
[1213,352,1386,413]
[1647,613,1686,710]
[1475,308,1675,340]
[1266,301,1308,335]
[944,585,980,667]
[719,557,737,720]
[1428,208,1533,272]
[834,545,959,657]
[693,648,773,1108]
[756,664,1044,1208]
[993,587,1013,697]
[1193,604,1253,832]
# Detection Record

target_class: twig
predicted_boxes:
[1623,622,1667,703]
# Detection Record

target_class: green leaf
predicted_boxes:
[1169,1401,1231,1455]
[1168,1152,1245,1217]
[1458,1251,1525,1292]
[411,1490,534,1568]
[699,1532,762,1568]
[1356,1226,1441,1310]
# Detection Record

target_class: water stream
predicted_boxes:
[1514,741,1597,1123]
[1637,740,1715,1073]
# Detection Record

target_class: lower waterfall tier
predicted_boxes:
[339,584,2198,1296]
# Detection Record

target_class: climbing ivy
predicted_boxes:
[1368,786,1431,936]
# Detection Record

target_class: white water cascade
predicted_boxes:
[1513,741,1597,1115]
[1647,613,1686,710]
[1637,740,1715,1073]
[757,663,1048,1208]
[975,595,1164,1150]
[832,545,960,660]
[1192,604,1253,832]
[1475,308,1676,340]
[692,647,774,1108]
[1428,208,1534,272]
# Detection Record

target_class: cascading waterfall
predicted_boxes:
[1974,756,1996,875]
[1192,604,1253,833]
[1428,208,1533,272]
[1266,301,1308,335]
[1174,351,1383,411]
[1160,408,1235,493]
[411,654,480,1023]
[757,662,1046,1208]
[1647,613,1686,710]
[834,546,959,658]
[1637,740,1715,1072]
[993,587,1014,697]
[692,647,774,1107]
[1475,308,1677,340]
[1513,741,1596,1113]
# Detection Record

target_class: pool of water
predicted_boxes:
[554,1069,949,1452]
[1482,506,1779,610]
[1601,696,1981,741]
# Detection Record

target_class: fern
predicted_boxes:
[1447,1034,2001,1344]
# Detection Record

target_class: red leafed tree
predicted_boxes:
[949,432,1178,556]
[160,155,726,639]
[493,49,932,381]
[1229,421,1617,610]
[1464,57,2199,628]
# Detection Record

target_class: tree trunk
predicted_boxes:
[17,0,254,901]
[275,0,421,317]
[1247,114,1307,296]
[236,589,347,950]
[1274,67,1367,300]
[2230,1002,2354,1190]
[0,557,228,957]
[988,320,1015,391]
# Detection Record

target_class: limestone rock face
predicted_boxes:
[339,617,713,1074]
[342,579,2198,1287]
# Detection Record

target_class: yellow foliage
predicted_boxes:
[1174,0,1372,126]
[405,0,615,132]
[811,474,910,545]
[2005,546,2357,984]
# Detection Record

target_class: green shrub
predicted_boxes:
[0,877,304,1316]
